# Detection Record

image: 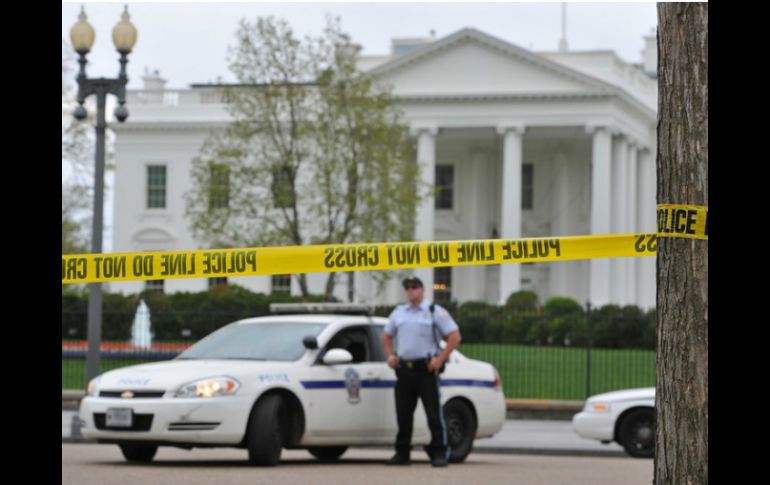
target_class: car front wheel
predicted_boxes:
[119,443,157,463]
[247,394,287,466]
[617,408,654,458]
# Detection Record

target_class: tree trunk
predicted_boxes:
[324,272,336,301]
[655,4,708,484]
[297,273,309,297]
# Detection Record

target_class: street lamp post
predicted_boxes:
[69,6,137,385]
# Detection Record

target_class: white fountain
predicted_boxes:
[131,299,153,349]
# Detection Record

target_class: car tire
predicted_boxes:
[307,446,348,461]
[119,443,157,463]
[617,408,655,458]
[247,394,286,466]
[443,400,477,463]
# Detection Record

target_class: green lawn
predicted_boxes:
[460,343,655,400]
[62,344,655,400]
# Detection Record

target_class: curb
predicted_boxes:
[63,390,85,411]
[505,398,584,411]
[505,398,583,421]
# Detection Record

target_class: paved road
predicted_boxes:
[475,419,626,456]
[63,444,652,485]
[63,410,625,457]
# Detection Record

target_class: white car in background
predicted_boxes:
[572,387,655,458]
[79,304,506,466]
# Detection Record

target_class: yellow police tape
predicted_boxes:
[61,204,706,285]
[656,204,707,240]
[61,234,654,284]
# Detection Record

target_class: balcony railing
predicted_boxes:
[126,89,224,106]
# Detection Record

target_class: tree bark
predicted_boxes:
[324,272,336,301]
[297,273,309,297]
[656,3,708,484]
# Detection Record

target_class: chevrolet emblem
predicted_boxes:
[121,391,134,399]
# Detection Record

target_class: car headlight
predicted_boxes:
[174,377,240,398]
[87,376,102,397]
[588,401,610,412]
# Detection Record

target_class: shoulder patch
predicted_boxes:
[439,309,449,318]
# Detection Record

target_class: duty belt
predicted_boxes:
[400,358,429,370]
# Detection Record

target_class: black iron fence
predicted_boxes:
[62,299,655,400]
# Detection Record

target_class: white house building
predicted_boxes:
[111,28,658,308]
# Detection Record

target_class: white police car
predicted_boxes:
[572,387,655,458]
[79,304,506,465]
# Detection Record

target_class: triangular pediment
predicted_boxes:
[369,28,615,97]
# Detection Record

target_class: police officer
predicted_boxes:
[382,275,462,467]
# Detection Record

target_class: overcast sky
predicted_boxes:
[62,1,658,90]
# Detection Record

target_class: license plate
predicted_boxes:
[106,408,133,428]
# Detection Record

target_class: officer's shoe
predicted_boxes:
[386,453,411,466]
[431,456,449,468]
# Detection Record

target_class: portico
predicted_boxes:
[396,118,652,307]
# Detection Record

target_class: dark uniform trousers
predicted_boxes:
[394,361,448,459]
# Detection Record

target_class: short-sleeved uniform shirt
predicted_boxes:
[384,300,459,360]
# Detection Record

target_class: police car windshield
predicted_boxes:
[177,322,326,361]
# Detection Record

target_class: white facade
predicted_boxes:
[111,28,657,308]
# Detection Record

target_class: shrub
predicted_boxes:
[589,304,652,349]
[642,308,656,349]
[550,316,588,347]
[589,304,621,348]
[457,301,493,343]
[526,317,552,346]
[505,290,539,312]
[543,297,584,318]
[613,305,650,349]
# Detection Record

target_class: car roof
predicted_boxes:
[232,314,388,326]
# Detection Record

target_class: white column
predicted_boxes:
[496,125,525,304]
[588,126,612,307]
[467,149,487,300]
[626,141,638,306]
[611,135,628,304]
[637,147,656,309]
[549,152,570,298]
[411,126,438,301]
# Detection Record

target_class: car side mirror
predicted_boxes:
[322,348,353,365]
[303,336,319,349]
